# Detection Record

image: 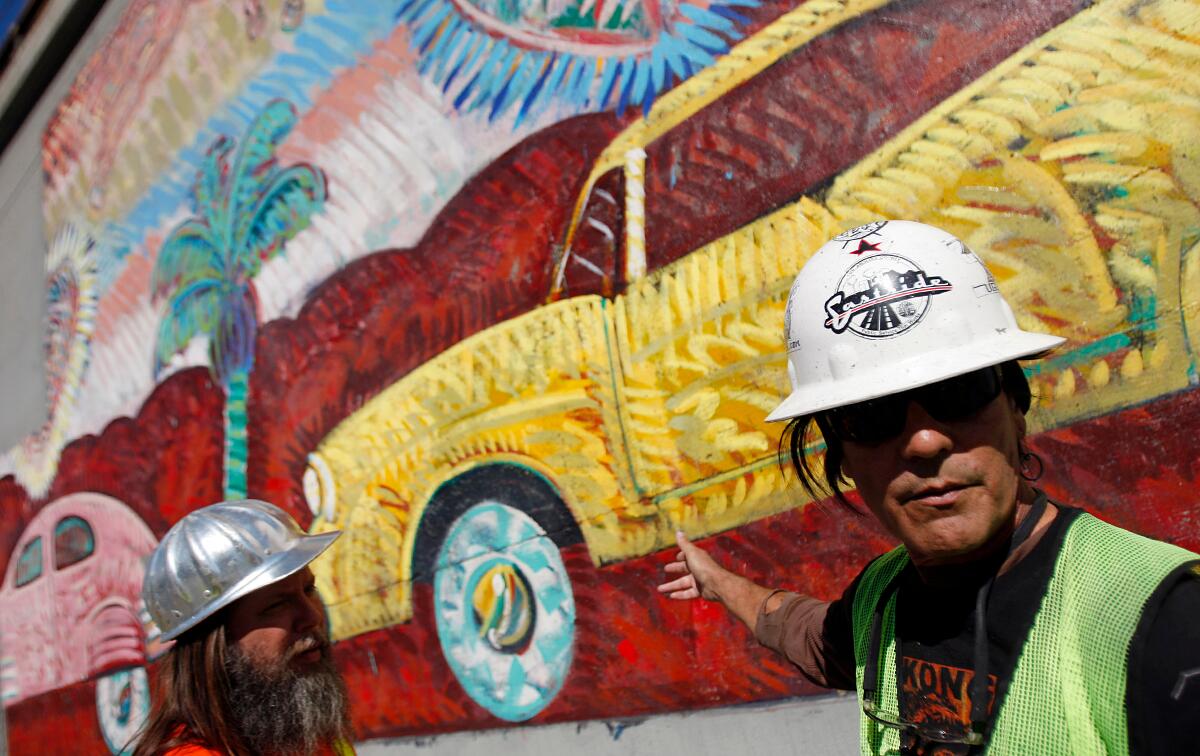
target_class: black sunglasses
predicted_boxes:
[819,366,1003,446]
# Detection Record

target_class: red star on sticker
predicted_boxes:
[850,239,881,255]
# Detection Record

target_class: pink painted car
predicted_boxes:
[0,492,163,752]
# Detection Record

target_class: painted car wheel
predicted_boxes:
[96,666,150,755]
[434,500,575,721]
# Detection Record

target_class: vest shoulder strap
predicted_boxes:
[988,513,1196,755]
[851,545,908,755]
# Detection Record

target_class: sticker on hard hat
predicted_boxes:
[784,275,803,347]
[824,254,952,338]
[833,220,888,244]
[960,242,1000,298]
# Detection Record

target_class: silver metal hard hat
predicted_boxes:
[142,499,340,641]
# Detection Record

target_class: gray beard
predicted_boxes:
[225,640,352,755]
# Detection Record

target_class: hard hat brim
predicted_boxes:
[158,528,341,642]
[765,330,1065,423]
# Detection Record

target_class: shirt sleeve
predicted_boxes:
[753,575,861,691]
[1126,561,1200,756]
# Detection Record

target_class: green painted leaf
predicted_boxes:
[196,136,235,233]
[153,220,223,297]
[224,100,300,256]
[153,278,222,376]
[234,162,326,275]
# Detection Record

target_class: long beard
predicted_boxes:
[225,636,353,755]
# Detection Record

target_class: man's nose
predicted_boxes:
[296,593,325,633]
[899,402,953,460]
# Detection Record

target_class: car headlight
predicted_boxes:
[303,452,338,524]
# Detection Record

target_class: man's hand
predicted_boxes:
[657,530,782,632]
[657,530,729,602]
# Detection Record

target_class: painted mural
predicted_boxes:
[1,0,1198,751]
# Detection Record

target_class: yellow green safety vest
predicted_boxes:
[851,513,1197,755]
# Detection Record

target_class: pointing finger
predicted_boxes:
[666,587,700,601]
[656,575,695,594]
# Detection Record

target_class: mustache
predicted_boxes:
[287,631,331,661]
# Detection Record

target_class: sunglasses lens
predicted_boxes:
[825,395,909,445]
[920,367,1003,422]
[822,367,1004,445]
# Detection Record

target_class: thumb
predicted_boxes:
[675,529,692,550]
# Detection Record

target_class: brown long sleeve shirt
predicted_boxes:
[753,591,857,691]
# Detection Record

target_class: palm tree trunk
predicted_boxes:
[223,366,250,499]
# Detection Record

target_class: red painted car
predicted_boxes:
[0,492,163,752]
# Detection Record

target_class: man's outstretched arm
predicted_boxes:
[655,530,856,691]
[656,530,788,627]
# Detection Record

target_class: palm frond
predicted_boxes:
[224,100,301,254]
[152,220,223,298]
[153,278,223,375]
[196,136,235,233]
[233,162,327,276]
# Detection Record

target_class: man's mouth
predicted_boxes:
[290,636,327,664]
[904,482,970,507]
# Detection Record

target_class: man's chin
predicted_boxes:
[227,644,352,753]
[902,518,995,566]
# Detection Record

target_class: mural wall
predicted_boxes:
[2,0,1198,751]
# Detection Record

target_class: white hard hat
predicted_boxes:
[766,220,1064,423]
[142,499,340,641]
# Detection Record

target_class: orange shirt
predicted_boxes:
[163,738,354,755]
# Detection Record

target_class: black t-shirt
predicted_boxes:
[822,505,1200,755]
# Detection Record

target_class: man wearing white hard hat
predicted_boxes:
[658,221,1200,754]
[132,499,353,756]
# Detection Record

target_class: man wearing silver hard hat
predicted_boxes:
[658,221,1200,754]
[132,499,353,755]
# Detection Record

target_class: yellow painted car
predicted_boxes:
[302,0,1200,720]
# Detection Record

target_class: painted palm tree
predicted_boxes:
[152,99,326,498]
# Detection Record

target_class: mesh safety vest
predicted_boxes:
[851,513,1197,755]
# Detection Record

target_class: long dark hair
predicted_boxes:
[130,621,249,756]
[779,360,1033,510]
